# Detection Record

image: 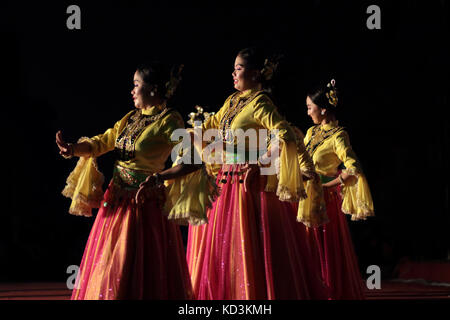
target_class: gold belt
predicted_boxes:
[112,164,153,189]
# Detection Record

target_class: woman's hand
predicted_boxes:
[241,163,260,193]
[135,175,159,205]
[56,130,73,159]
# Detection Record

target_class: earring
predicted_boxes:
[150,91,155,97]
[321,110,325,115]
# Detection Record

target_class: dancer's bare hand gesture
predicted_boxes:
[135,175,159,205]
[56,130,73,159]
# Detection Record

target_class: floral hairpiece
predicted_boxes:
[187,105,215,127]
[260,54,283,82]
[325,79,338,107]
[165,64,184,99]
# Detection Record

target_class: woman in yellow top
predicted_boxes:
[186,48,327,300]
[56,62,213,300]
[303,79,375,299]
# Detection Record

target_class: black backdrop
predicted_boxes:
[0,0,448,282]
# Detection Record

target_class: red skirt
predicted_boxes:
[187,164,328,300]
[310,184,366,299]
[71,178,193,300]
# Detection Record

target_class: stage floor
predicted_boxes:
[0,280,449,300]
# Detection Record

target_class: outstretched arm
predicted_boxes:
[56,130,92,158]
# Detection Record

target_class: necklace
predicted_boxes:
[305,124,343,156]
[219,90,264,143]
[115,107,171,161]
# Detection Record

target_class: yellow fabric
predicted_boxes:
[62,106,213,225]
[202,95,232,131]
[164,166,219,226]
[162,129,219,225]
[88,106,184,173]
[340,168,375,221]
[304,121,374,220]
[61,138,104,217]
[203,89,304,202]
[185,127,222,177]
[276,140,305,201]
[86,110,134,158]
[291,126,328,227]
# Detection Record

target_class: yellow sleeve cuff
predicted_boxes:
[61,155,105,217]
[341,169,375,220]
[163,166,219,225]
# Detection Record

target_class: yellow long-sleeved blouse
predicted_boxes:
[62,105,215,225]
[304,121,374,220]
[87,106,184,172]
[291,126,328,227]
[201,88,305,201]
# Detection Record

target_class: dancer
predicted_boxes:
[57,62,213,300]
[303,79,375,299]
[186,48,327,300]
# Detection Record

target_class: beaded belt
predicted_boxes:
[112,164,153,190]
[102,165,158,208]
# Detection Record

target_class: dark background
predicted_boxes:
[0,0,448,282]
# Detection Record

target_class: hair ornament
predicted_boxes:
[187,105,215,127]
[165,64,184,99]
[260,54,283,82]
[325,79,338,107]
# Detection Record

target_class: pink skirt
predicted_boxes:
[310,184,366,299]
[71,177,193,300]
[187,164,328,300]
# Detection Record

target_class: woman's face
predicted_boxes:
[232,55,258,91]
[306,96,325,124]
[131,71,151,109]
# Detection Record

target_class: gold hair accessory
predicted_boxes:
[187,105,215,127]
[326,79,338,107]
[165,64,184,99]
[260,54,283,82]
